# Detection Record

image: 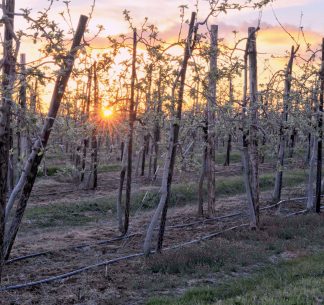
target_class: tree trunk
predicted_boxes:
[4,15,88,259]
[143,12,197,255]
[307,136,317,210]
[123,28,137,234]
[306,85,319,210]
[206,24,218,216]
[248,27,260,227]
[272,46,295,202]
[141,134,149,176]
[30,80,38,114]
[224,134,231,166]
[89,61,98,190]
[117,142,127,233]
[80,66,92,183]
[315,38,324,213]
[241,28,258,228]
[80,139,88,182]
[90,130,98,189]
[17,54,29,170]
[198,124,208,216]
[0,0,15,280]
[7,128,14,193]
[152,69,163,181]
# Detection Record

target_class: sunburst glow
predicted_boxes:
[102,108,113,118]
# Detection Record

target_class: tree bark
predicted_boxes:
[248,27,260,227]
[198,124,208,216]
[17,54,30,165]
[143,12,197,255]
[117,142,127,233]
[152,69,163,181]
[307,135,317,210]
[90,61,98,190]
[272,46,295,202]
[0,0,15,280]
[123,28,137,234]
[306,84,319,210]
[4,15,88,259]
[141,134,149,176]
[206,24,218,216]
[315,38,324,213]
[224,134,231,166]
[241,28,258,228]
[80,66,92,183]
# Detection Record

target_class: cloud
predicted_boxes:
[270,0,316,9]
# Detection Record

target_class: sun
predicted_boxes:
[102,108,113,118]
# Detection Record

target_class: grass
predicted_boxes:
[215,152,241,165]
[214,151,277,165]
[215,169,306,196]
[98,163,121,173]
[146,214,324,305]
[147,253,324,305]
[24,169,308,228]
[37,165,61,177]
[37,163,122,178]
[147,240,266,275]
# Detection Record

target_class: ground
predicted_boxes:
[1,156,322,305]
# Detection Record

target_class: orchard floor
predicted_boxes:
[1,160,323,305]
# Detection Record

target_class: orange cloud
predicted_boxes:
[259,24,321,47]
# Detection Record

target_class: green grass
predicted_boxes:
[215,169,306,196]
[37,163,122,178]
[147,253,324,305]
[215,152,241,165]
[25,198,111,227]
[214,150,277,165]
[147,240,267,275]
[97,164,121,173]
[24,169,308,228]
[37,166,61,177]
[146,215,324,305]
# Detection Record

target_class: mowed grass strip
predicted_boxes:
[24,169,307,228]
[146,214,324,305]
[147,253,324,305]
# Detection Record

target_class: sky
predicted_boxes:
[11,0,324,100]
[13,1,324,34]
[12,0,324,62]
